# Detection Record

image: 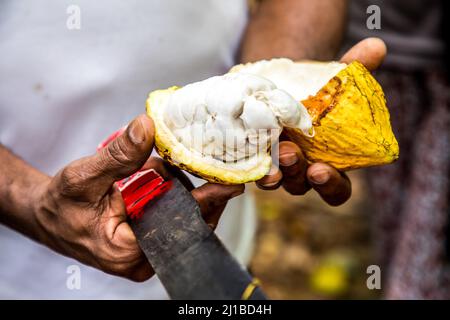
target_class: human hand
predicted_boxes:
[256,38,387,206]
[33,114,244,282]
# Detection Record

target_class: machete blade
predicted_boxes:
[129,178,266,300]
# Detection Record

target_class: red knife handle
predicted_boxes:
[97,128,172,219]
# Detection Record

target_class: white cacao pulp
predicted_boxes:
[162,73,313,164]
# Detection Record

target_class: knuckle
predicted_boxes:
[57,165,86,197]
[103,139,134,168]
[60,166,79,186]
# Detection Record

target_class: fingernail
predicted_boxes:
[309,170,330,185]
[279,153,298,167]
[259,166,280,188]
[260,181,279,188]
[128,118,146,144]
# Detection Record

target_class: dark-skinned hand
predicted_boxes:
[256,38,387,206]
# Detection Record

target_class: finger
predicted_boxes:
[128,259,154,282]
[278,141,311,195]
[191,183,245,229]
[340,37,387,71]
[141,157,171,178]
[109,224,153,282]
[146,158,243,228]
[95,114,154,183]
[163,162,195,191]
[142,157,195,191]
[255,165,282,190]
[106,190,154,282]
[59,114,155,199]
[306,163,351,206]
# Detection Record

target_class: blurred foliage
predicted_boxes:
[249,170,380,299]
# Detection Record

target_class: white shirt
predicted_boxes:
[0,0,255,299]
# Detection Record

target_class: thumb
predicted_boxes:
[340,37,387,71]
[55,114,154,201]
[89,114,155,193]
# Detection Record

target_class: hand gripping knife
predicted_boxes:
[98,128,266,300]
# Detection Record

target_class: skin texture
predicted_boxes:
[240,0,348,62]
[0,0,386,282]
[254,40,386,205]
[241,0,385,206]
[0,115,243,281]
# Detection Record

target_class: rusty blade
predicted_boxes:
[129,177,266,300]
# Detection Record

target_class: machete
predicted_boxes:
[98,129,267,300]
